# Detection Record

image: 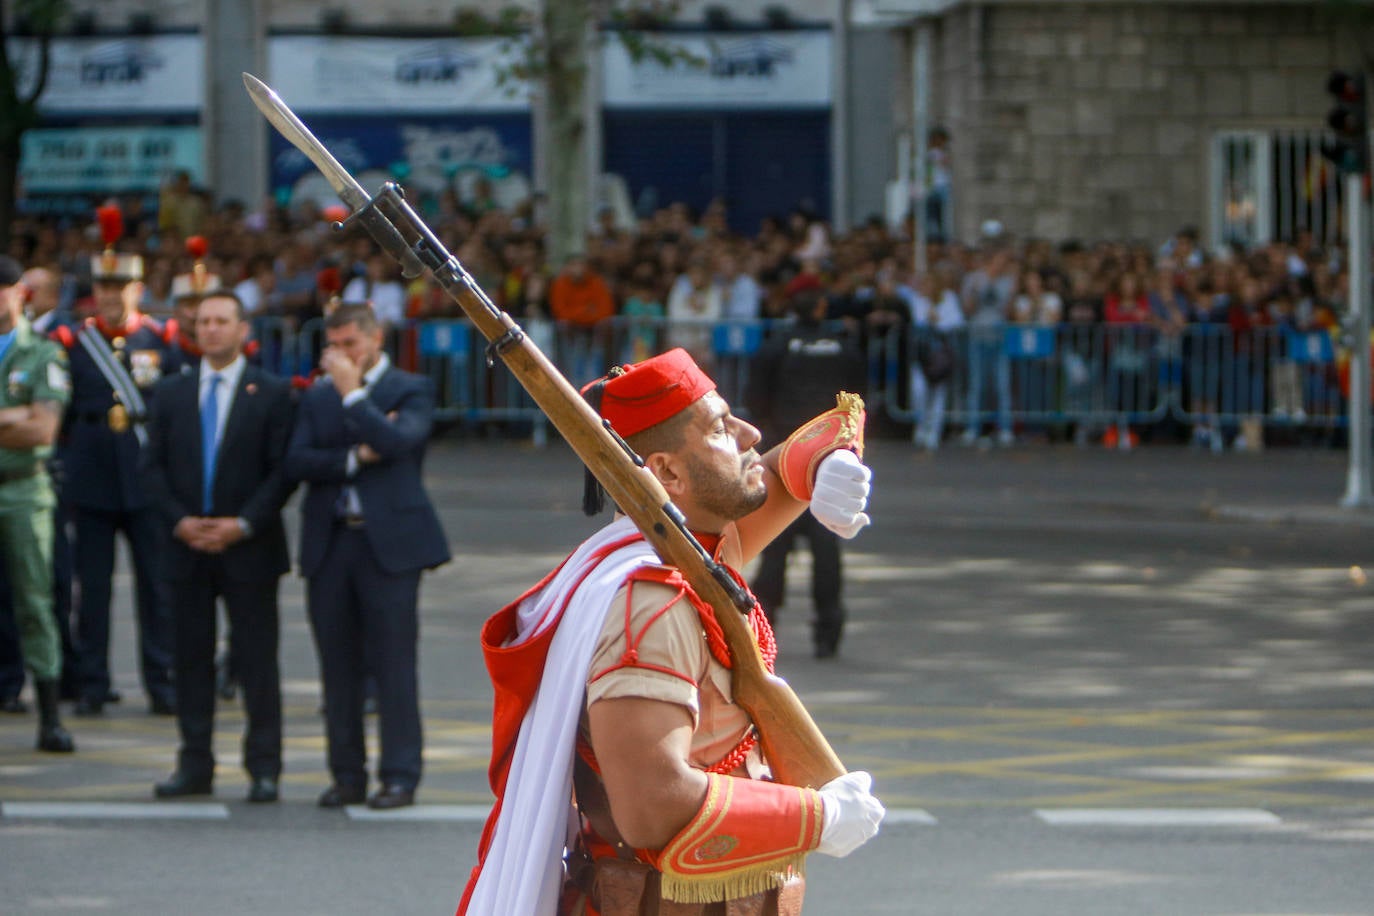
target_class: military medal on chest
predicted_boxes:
[130,349,162,388]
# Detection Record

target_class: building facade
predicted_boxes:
[8,1,1366,249]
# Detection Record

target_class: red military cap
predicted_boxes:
[583,347,716,438]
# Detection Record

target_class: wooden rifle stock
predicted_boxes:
[241,73,845,788]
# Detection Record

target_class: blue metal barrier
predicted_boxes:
[248,317,1355,444]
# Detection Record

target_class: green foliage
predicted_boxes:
[1,0,69,141]
[490,1,703,95]
[452,5,531,37]
[13,0,69,34]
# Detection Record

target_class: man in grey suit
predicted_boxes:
[142,291,296,802]
[285,303,450,810]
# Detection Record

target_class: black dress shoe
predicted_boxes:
[246,776,279,803]
[36,723,75,753]
[0,695,28,714]
[317,784,366,809]
[72,696,104,716]
[104,688,122,704]
[366,784,415,810]
[148,695,176,716]
[154,771,213,798]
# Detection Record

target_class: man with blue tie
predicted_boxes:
[286,303,449,810]
[142,291,295,802]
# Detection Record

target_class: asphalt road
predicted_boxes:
[2,437,1374,915]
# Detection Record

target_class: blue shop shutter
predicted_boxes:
[713,322,764,356]
[1004,326,1056,359]
[1284,329,1334,364]
[419,321,470,357]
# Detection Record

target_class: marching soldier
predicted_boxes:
[460,349,883,914]
[0,255,76,751]
[53,205,176,716]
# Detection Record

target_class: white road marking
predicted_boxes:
[1035,808,1280,827]
[1,802,229,820]
[345,804,494,822]
[882,808,938,825]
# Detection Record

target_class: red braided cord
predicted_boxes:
[703,584,776,774]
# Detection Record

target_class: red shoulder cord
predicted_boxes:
[698,564,777,774]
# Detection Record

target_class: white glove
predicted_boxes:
[816,770,885,858]
[809,449,872,539]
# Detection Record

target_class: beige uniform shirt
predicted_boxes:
[582,525,761,775]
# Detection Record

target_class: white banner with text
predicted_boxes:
[9,34,204,113]
[267,35,530,113]
[602,31,832,109]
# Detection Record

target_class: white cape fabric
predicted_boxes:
[466,516,658,916]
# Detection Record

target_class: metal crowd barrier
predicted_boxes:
[883,323,1348,435]
[244,316,1353,443]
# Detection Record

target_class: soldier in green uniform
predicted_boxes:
[0,256,74,752]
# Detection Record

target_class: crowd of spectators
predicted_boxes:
[8,180,1358,448]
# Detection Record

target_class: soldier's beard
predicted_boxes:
[685,450,768,523]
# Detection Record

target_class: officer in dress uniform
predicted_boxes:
[54,205,176,716]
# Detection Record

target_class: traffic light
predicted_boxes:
[1324,70,1369,175]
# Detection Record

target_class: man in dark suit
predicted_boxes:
[142,291,296,803]
[285,303,449,810]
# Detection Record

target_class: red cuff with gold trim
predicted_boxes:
[654,773,823,904]
[775,392,866,502]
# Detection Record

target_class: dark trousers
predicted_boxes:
[751,513,845,652]
[0,506,75,696]
[71,506,174,703]
[307,525,422,791]
[171,557,282,781]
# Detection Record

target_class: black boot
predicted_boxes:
[35,679,75,753]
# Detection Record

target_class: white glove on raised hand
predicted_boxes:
[816,770,885,858]
[809,449,872,539]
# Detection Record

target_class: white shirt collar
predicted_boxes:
[363,352,390,389]
[200,353,246,391]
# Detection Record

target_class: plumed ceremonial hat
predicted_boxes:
[584,347,716,439]
[90,203,143,282]
[171,236,221,301]
[91,252,144,283]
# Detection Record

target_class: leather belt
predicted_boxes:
[75,410,143,428]
[0,466,40,486]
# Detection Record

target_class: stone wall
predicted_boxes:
[941,2,1359,246]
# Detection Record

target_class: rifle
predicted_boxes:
[242,73,846,789]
